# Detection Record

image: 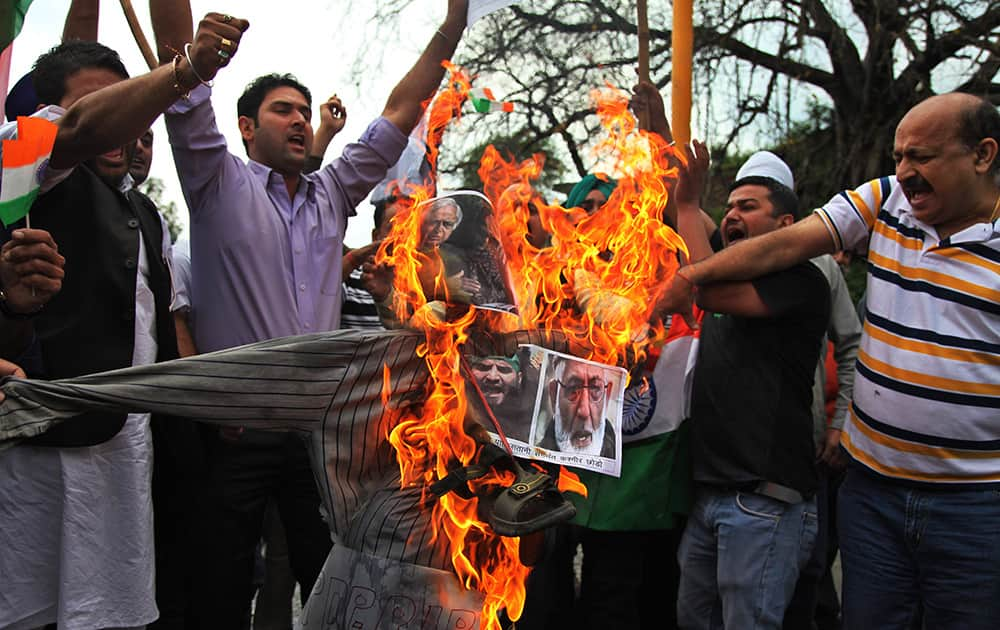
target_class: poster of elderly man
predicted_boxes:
[414,192,518,313]
[463,345,625,477]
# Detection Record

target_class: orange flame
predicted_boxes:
[426,61,471,174]
[379,67,686,628]
[557,466,588,497]
[483,86,687,366]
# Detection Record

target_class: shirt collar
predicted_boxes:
[120,172,136,193]
[247,159,316,201]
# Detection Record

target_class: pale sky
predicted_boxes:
[10,0,452,246]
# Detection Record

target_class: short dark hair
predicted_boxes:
[955,96,1000,176]
[729,175,800,220]
[32,41,129,106]
[373,194,400,230]
[236,74,311,152]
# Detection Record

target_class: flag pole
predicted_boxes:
[118,0,158,71]
[671,0,693,144]
[636,0,651,129]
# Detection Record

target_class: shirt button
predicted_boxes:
[299,283,306,291]
[127,219,140,229]
[125,258,137,269]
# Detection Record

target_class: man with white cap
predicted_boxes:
[730,154,862,629]
[671,146,831,629]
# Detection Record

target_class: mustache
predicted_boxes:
[900,174,932,194]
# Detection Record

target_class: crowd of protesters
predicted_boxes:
[0,1,998,629]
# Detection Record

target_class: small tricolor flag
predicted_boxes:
[0,0,35,51]
[470,87,513,114]
[0,116,57,227]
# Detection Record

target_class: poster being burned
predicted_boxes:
[462,345,626,477]
[409,191,518,314]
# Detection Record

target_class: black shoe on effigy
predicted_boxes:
[429,442,577,538]
[487,460,577,537]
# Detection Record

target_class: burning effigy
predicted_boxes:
[0,64,689,629]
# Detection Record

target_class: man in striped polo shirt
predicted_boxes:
[657,92,1000,629]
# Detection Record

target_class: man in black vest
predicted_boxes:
[0,15,249,629]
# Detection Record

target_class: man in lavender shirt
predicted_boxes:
[151,1,470,624]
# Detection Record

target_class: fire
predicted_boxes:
[556,466,588,496]
[483,86,687,366]
[378,64,686,628]
[425,61,472,174]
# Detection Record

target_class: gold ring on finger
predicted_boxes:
[220,37,234,50]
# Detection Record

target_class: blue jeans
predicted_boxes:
[838,467,1000,630]
[677,488,818,629]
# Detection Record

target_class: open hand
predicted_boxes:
[675,139,710,208]
[448,270,480,295]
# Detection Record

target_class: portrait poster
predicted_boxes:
[411,191,519,315]
[462,344,625,477]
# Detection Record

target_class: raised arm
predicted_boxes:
[631,80,672,145]
[381,0,468,134]
[62,0,99,42]
[304,94,347,174]
[150,0,194,65]
[689,214,835,284]
[673,140,716,264]
[654,213,836,326]
[50,12,248,170]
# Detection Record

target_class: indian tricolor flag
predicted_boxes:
[470,87,514,114]
[0,116,57,227]
[1,0,37,121]
[0,0,34,51]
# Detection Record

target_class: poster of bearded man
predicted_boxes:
[462,346,625,477]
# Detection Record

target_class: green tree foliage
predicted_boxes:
[137,177,183,242]
[390,0,998,191]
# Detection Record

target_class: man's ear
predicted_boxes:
[548,380,558,404]
[973,138,998,175]
[778,214,795,228]
[238,115,256,144]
